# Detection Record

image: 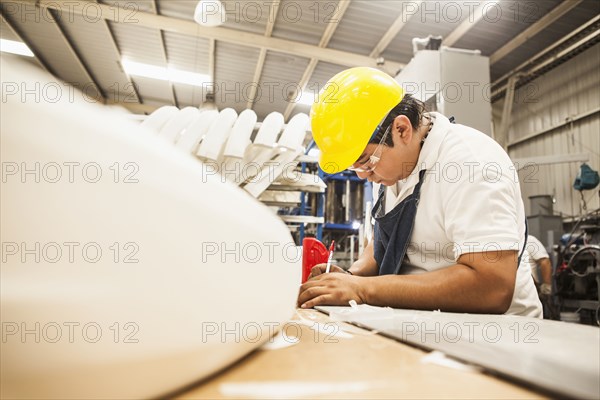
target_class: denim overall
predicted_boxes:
[372,169,428,275]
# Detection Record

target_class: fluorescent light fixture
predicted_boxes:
[121,59,211,87]
[0,39,34,57]
[194,0,227,27]
[297,91,317,106]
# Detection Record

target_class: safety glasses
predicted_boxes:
[347,122,392,173]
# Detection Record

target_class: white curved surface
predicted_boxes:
[196,108,238,163]
[158,106,201,143]
[0,58,299,399]
[254,112,284,146]
[243,112,285,182]
[242,114,308,198]
[223,109,257,159]
[243,149,300,198]
[278,113,309,150]
[221,110,257,185]
[175,110,219,154]
[140,105,179,134]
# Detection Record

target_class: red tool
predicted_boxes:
[301,237,329,283]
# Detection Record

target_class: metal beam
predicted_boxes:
[247,0,281,110]
[263,0,279,37]
[490,0,582,65]
[492,20,600,100]
[443,1,488,47]
[42,7,105,102]
[208,38,215,93]
[90,0,141,105]
[492,15,600,90]
[512,153,590,170]
[496,74,520,150]
[369,0,422,58]
[25,0,403,72]
[283,0,351,120]
[247,48,267,110]
[0,8,52,73]
[282,58,317,120]
[152,0,177,107]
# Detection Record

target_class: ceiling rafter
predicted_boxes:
[208,37,215,96]
[490,0,582,65]
[0,10,50,73]
[91,0,142,106]
[151,0,178,108]
[22,0,403,73]
[44,7,105,102]
[443,1,489,47]
[2,2,143,110]
[369,0,423,58]
[247,0,281,110]
[282,0,351,120]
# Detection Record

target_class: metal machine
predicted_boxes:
[394,36,492,136]
[553,215,600,325]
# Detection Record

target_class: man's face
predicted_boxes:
[352,115,422,185]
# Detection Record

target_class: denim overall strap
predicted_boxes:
[372,170,427,275]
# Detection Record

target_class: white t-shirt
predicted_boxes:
[373,112,542,318]
[524,235,550,283]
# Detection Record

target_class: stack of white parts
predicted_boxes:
[0,56,300,399]
[141,103,326,200]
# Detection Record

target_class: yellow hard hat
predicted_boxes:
[310,67,404,174]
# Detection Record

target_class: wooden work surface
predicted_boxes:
[175,309,545,399]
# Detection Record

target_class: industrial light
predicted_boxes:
[121,59,211,87]
[0,39,34,57]
[194,0,227,27]
[297,91,317,106]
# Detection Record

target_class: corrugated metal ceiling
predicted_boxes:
[1,0,597,120]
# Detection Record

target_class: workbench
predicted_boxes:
[174,309,548,399]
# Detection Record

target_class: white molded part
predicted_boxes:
[277,113,309,150]
[140,106,179,134]
[196,108,238,163]
[0,58,300,400]
[223,109,257,159]
[243,148,301,198]
[221,110,257,184]
[253,112,284,146]
[175,110,219,154]
[258,191,301,204]
[242,113,309,197]
[158,107,201,143]
[243,112,285,180]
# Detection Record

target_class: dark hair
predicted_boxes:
[370,94,427,147]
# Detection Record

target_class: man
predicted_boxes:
[524,235,553,297]
[298,67,542,317]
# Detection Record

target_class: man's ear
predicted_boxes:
[393,115,412,144]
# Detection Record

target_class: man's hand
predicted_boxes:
[307,263,347,279]
[297,272,366,309]
[540,283,552,296]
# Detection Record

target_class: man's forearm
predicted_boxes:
[539,258,553,285]
[348,240,378,276]
[361,264,514,314]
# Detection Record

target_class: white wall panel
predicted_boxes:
[493,43,600,217]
